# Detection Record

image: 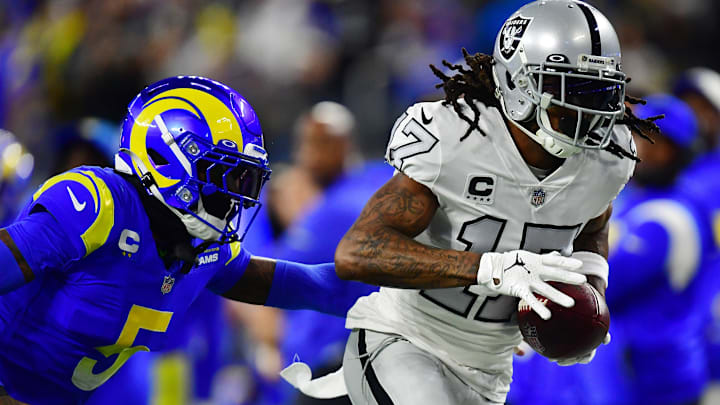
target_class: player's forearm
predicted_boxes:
[335,225,480,289]
[222,257,378,317]
[574,206,612,259]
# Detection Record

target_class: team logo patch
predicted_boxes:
[499,16,533,60]
[464,174,496,205]
[161,275,175,295]
[531,188,546,207]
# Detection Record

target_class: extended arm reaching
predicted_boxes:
[220,257,377,317]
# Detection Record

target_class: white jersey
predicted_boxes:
[345,99,635,402]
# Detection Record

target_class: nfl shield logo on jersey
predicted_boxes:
[531,188,546,207]
[161,275,175,295]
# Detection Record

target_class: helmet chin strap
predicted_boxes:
[115,149,225,241]
[493,90,580,159]
[536,108,582,158]
[492,66,582,159]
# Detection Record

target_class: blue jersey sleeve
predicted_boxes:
[608,198,705,309]
[3,211,79,281]
[607,220,669,309]
[206,242,252,294]
[25,169,116,258]
[266,261,377,316]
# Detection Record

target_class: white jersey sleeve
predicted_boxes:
[385,102,448,191]
[585,123,636,219]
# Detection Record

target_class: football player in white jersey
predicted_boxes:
[332,1,660,404]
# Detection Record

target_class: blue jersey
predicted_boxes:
[679,151,720,380]
[0,166,251,404]
[678,150,720,246]
[606,183,714,404]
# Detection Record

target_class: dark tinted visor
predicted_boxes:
[197,158,268,201]
[228,164,266,200]
[539,75,623,112]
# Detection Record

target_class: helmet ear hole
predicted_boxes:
[505,70,516,90]
[148,148,169,166]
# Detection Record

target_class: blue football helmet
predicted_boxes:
[115,76,271,242]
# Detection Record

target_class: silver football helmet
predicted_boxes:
[492,0,626,158]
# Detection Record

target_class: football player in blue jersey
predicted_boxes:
[509,94,715,405]
[674,68,720,243]
[674,68,720,393]
[0,76,376,405]
[604,95,714,405]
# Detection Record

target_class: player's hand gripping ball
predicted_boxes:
[517,282,609,360]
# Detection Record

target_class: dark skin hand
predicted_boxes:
[335,171,611,290]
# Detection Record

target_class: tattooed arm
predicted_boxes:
[335,172,480,288]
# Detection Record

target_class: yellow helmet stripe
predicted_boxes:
[130,98,200,188]
[146,88,243,151]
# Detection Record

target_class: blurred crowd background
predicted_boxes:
[2,0,720,404]
[2,0,719,173]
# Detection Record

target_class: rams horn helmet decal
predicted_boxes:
[116,76,271,243]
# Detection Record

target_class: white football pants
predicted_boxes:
[342,329,503,405]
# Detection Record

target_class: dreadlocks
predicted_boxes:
[429,49,661,160]
[429,49,499,142]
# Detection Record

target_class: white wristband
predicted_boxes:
[477,253,495,285]
[477,252,505,286]
[570,251,609,288]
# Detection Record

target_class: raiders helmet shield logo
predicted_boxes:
[499,16,533,60]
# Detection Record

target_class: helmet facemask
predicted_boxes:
[118,129,271,243]
[497,54,626,158]
[171,132,271,243]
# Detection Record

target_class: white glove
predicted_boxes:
[477,250,586,320]
[554,332,611,366]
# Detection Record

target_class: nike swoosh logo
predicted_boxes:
[67,186,87,211]
[421,107,433,125]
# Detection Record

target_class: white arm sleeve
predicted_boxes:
[570,251,609,289]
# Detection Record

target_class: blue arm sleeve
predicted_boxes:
[607,221,669,309]
[265,261,378,317]
[0,212,78,293]
[207,245,253,295]
[5,211,79,274]
[0,234,25,294]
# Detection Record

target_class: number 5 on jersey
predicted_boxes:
[71,305,173,391]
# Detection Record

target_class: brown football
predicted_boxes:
[517,282,610,360]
